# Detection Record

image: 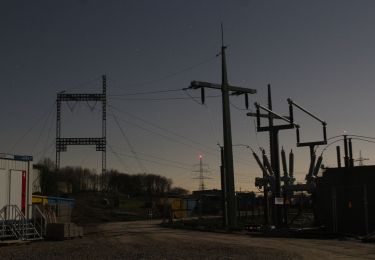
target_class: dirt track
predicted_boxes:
[1,220,375,259]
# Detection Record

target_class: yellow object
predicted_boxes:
[32,195,48,205]
[171,198,187,219]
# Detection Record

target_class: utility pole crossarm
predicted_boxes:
[247,112,290,120]
[189,81,256,94]
[254,102,297,129]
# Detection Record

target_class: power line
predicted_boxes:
[108,105,256,168]
[109,89,182,97]
[108,54,218,91]
[351,137,375,145]
[107,146,192,171]
[183,89,205,105]
[31,103,56,155]
[33,140,55,160]
[41,108,57,159]
[348,134,375,140]
[108,104,219,153]
[109,107,148,173]
[108,112,219,158]
[10,101,56,153]
[109,143,193,168]
[230,101,248,111]
[109,95,221,101]
[203,103,221,145]
[107,143,135,174]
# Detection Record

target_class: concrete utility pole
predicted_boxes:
[187,25,256,228]
[219,145,227,227]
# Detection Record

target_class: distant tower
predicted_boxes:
[193,155,210,191]
[356,150,369,166]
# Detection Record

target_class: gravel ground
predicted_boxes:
[0,221,374,260]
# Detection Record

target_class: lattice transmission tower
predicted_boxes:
[56,75,107,188]
[193,155,211,191]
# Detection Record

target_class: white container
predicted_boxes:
[0,154,33,219]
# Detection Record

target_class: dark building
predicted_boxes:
[316,166,375,235]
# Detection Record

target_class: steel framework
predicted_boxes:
[56,75,107,186]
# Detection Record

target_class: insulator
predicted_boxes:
[281,147,288,177]
[312,155,323,177]
[262,152,274,176]
[201,87,205,104]
[252,151,266,174]
[245,94,249,109]
[307,153,316,178]
[289,149,294,178]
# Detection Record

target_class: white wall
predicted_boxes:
[0,158,32,218]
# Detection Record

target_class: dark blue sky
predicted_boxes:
[2,1,375,191]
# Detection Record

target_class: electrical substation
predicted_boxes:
[1,29,375,248]
[6,1,375,258]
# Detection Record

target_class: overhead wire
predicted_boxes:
[40,107,56,160]
[109,143,193,168]
[203,104,221,146]
[108,145,192,172]
[109,107,148,173]
[182,89,221,146]
[109,95,221,101]
[31,103,56,155]
[10,101,56,153]
[183,89,205,106]
[108,104,219,153]
[348,134,375,140]
[108,104,256,167]
[320,134,375,154]
[108,111,218,158]
[108,54,218,91]
[109,89,182,97]
[351,137,375,145]
[107,143,135,174]
[321,138,343,154]
[33,141,55,161]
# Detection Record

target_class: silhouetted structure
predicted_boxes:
[316,166,375,235]
[187,25,256,228]
[56,75,107,189]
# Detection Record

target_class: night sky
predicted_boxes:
[2,1,375,192]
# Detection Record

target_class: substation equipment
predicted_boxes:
[251,86,327,228]
[316,137,375,235]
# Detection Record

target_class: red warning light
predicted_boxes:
[199,154,203,159]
